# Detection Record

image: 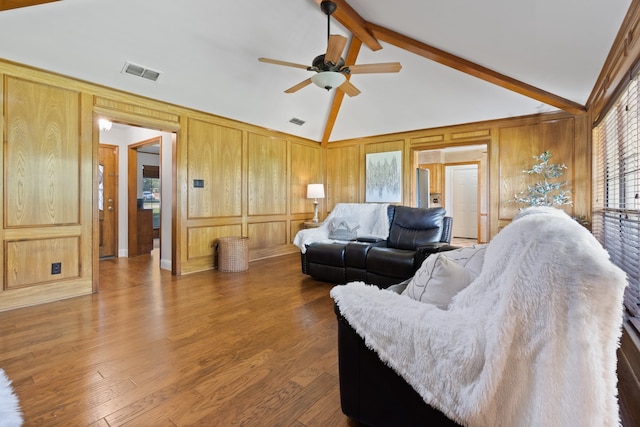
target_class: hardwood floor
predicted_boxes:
[0,252,360,426]
[2,250,634,426]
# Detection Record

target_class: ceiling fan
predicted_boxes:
[258,0,401,97]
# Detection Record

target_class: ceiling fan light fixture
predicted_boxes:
[311,71,346,91]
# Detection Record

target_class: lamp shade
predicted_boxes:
[311,72,346,91]
[307,183,325,199]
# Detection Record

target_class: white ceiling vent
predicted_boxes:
[122,61,161,82]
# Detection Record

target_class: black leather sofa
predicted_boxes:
[336,306,462,426]
[301,206,455,287]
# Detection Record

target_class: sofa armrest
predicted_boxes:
[335,304,463,426]
[415,243,460,265]
[356,236,386,244]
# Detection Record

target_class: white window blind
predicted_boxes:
[593,74,640,328]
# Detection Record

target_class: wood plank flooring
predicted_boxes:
[2,249,635,426]
[0,251,359,426]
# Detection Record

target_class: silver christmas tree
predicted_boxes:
[512,150,572,207]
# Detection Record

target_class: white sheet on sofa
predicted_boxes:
[293,203,390,253]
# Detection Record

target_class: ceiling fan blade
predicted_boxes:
[325,34,348,66]
[346,62,403,74]
[339,80,361,97]
[258,57,309,70]
[284,78,313,93]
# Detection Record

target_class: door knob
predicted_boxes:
[108,206,113,211]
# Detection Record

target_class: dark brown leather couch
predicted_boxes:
[336,306,462,426]
[301,206,455,287]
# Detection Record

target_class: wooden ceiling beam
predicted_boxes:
[0,0,59,12]
[321,37,363,146]
[315,0,382,52]
[367,22,586,115]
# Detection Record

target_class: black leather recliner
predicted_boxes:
[336,305,462,426]
[364,206,454,287]
[301,206,455,287]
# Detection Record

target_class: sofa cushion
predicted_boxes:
[305,242,347,267]
[366,247,417,279]
[402,253,475,309]
[387,206,445,250]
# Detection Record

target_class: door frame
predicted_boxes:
[127,136,162,257]
[410,142,489,244]
[93,111,179,292]
[444,161,481,241]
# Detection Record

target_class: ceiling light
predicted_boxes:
[311,72,346,91]
[98,119,112,132]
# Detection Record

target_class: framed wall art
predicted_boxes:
[365,150,402,203]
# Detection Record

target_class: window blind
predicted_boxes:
[593,74,640,324]
[142,165,159,179]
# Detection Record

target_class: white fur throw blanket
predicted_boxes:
[293,203,390,253]
[331,207,627,426]
[0,369,22,426]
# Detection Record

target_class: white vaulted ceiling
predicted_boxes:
[0,0,631,142]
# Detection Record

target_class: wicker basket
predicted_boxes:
[217,236,249,272]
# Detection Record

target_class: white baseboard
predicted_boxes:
[160,259,172,270]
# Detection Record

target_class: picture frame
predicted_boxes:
[365,150,402,203]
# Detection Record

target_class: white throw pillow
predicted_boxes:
[402,253,476,309]
[442,244,488,277]
[328,218,359,241]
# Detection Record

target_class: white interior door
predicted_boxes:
[446,164,478,239]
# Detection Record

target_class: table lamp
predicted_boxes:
[307,183,325,222]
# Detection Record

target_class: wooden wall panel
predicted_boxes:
[498,124,540,220]
[187,224,242,260]
[364,140,404,155]
[248,221,287,249]
[5,237,79,289]
[290,220,306,243]
[248,133,287,216]
[291,142,321,216]
[5,77,80,227]
[498,118,575,220]
[326,145,361,211]
[187,119,242,219]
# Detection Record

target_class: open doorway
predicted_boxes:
[413,144,488,243]
[98,121,175,271]
[128,137,161,258]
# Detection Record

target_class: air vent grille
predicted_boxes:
[289,118,305,126]
[122,61,161,82]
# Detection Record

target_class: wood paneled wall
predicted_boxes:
[0,59,322,310]
[179,119,321,274]
[0,58,589,311]
[327,112,590,239]
[0,72,93,311]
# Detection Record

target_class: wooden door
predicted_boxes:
[99,145,118,258]
[448,164,479,239]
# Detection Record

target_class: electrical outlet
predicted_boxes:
[51,262,61,275]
